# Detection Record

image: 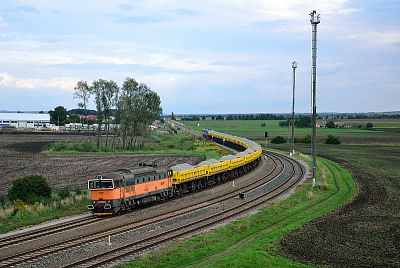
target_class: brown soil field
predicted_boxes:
[0,134,204,196]
[278,144,400,267]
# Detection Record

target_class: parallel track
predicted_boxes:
[0,216,103,248]
[0,154,282,268]
[62,152,304,268]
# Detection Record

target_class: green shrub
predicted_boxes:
[74,188,82,195]
[303,134,312,144]
[366,122,373,129]
[14,199,28,212]
[58,187,70,199]
[326,120,336,128]
[49,142,67,151]
[0,194,5,206]
[326,135,341,144]
[8,175,52,204]
[271,136,287,144]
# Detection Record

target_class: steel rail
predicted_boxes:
[62,152,304,268]
[0,156,281,267]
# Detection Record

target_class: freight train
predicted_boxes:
[87,129,262,215]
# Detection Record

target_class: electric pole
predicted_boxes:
[310,10,320,187]
[291,61,297,156]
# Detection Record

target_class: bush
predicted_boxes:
[271,136,287,144]
[366,122,373,129]
[8,175,52,204]
[279,120,289,127]
[326,120,336,128]
[303,134,312,144]
[294,116,312,128]
[58,187,70,199]
[326,135,341,144]
[0,194,5,206]
[74,188,82,195]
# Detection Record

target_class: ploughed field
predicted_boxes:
[274,144,400,267]
[0,134,204,196]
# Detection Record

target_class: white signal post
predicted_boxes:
[310,10,320,187]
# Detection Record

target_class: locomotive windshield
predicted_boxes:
[88,179,114,189]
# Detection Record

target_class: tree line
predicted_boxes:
[279,116,312,128]
[72,77,162,150]
[49,106,100,126]
[180,114,287,121]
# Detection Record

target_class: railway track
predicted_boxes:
[0,153,283,268]
[0,216,104,248]
[61,152,304,268]
[0,152,304,268]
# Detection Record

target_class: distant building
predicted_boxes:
[79,115,97,120]
[0,113,50,129]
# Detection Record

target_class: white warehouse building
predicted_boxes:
[0,113,51,129]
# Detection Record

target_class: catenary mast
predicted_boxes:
[310,10,320,187]
[291,61,297,156]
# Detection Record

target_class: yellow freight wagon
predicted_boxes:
[171,164,207,184]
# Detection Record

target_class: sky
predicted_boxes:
[0,0,399,114]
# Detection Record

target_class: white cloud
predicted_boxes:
[0,72,16,87]
[0,72,78,91]
[0,38,266,77]
[0,16,7,27]
[46,77,78,91]
[347,31,400,47]
[15,78,41,89]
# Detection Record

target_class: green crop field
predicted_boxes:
[184,119,400,144]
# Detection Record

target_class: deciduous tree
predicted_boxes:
[49,106,68,126]
[73,80,91,128]
[118,78,162,149]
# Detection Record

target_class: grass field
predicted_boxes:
[184,119,400,144]
[44,132,230,159]
[118,155,355,268]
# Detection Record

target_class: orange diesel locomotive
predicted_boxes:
[88,167,173,215]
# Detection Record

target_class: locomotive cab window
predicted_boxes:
[88,179,114,189]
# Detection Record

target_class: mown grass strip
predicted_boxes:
[43,134,231,160]
[118,155,356,268]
